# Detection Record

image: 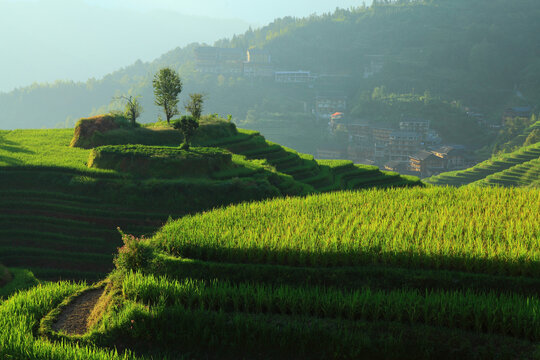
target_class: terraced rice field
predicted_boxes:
[215,129,420,191]
[0,174,167,281]
[425,142,540,186]
[472,158,540,188]
[0,127,419,282]
[2,186,537,359]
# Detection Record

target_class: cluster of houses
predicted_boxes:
[398,145,475,178]
[314,94,348,121]
[195,46,314,81]
[194,47,385,83]
[318,117,475,178]
[195,47,274,78]
[502,106,533,124]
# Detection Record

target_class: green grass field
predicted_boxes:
[2,120,537,359]
[2,186,537,359]
[0,123,419,281]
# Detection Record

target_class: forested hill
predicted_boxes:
[2,0,540,133]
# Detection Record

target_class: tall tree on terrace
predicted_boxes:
[184,93,205,120]
[117,95,143,127]
[153,67,182,124]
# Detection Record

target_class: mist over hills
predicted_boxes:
[0,0,251,93]
[1,0,540,154]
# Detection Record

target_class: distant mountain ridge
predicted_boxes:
[2,0,540,134]
[0,0,250,93]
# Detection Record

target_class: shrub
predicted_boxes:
[114,230,154,272]
[88,145,233,178]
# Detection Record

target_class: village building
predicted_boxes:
[314,95,347,121]
[399,118,430,140]
[370,127,393,163]
[388,131,421,163]
[328,112,348,134]
[243,49,274,78]
[409,150,445,177]
[467,110,487,128]
[346,122,373,163]
[347,122,371,144]
[194,47,245,74]
[384,160,409,173]
[424,129,442,147]
[275,71,316,83]
[503,106,532,119]
[247,49,271,63]
[431,145,470,170]
[364,55,385,78]
[371,127,393,145]
[502,106,533,125]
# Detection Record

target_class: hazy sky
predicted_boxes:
[84,0,373,25]
[0,0,372,92]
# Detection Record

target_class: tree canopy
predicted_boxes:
[185,93,205,120]
[153,68,183,124]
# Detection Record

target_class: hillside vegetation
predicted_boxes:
[0,120,418,281]
[1,187,539,359]
[425,141,540,187]
[3,0,540,151]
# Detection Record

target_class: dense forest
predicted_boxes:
[1,0,539,152]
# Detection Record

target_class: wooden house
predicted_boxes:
[409,150,445,177]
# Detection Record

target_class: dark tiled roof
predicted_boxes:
[384,160,402,169]
[410,150,435,161]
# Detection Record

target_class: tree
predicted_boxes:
[153,68,182,124]
[173,115,199,150]
[119,95,143,126]
[184,93,205,120]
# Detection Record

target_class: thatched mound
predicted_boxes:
[70,115,122,148]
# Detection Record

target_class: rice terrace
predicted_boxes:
[1,0,540,359]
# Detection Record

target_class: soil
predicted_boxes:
[52,288,105,335]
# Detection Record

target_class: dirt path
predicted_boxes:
[52,288,104,335]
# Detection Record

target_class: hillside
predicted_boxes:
[2,0,540,154]
[1,187,539,359]
[424,141,540,187]
[0,119,419,281]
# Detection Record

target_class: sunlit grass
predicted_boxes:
[152,186,540,276]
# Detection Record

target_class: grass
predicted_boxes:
[0,128,318,280]
[88,296,537,359]
[1,185,540,359]
[473,158,540,188]
[425,142,540,186]
[151,187,540,276]
[1,124,537,359]
[0,129,101,170]
[0,282,143,359]
[210,131,420,192]
[0,268,40,300]
[123,272,540,340]
[88,145,233,178]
